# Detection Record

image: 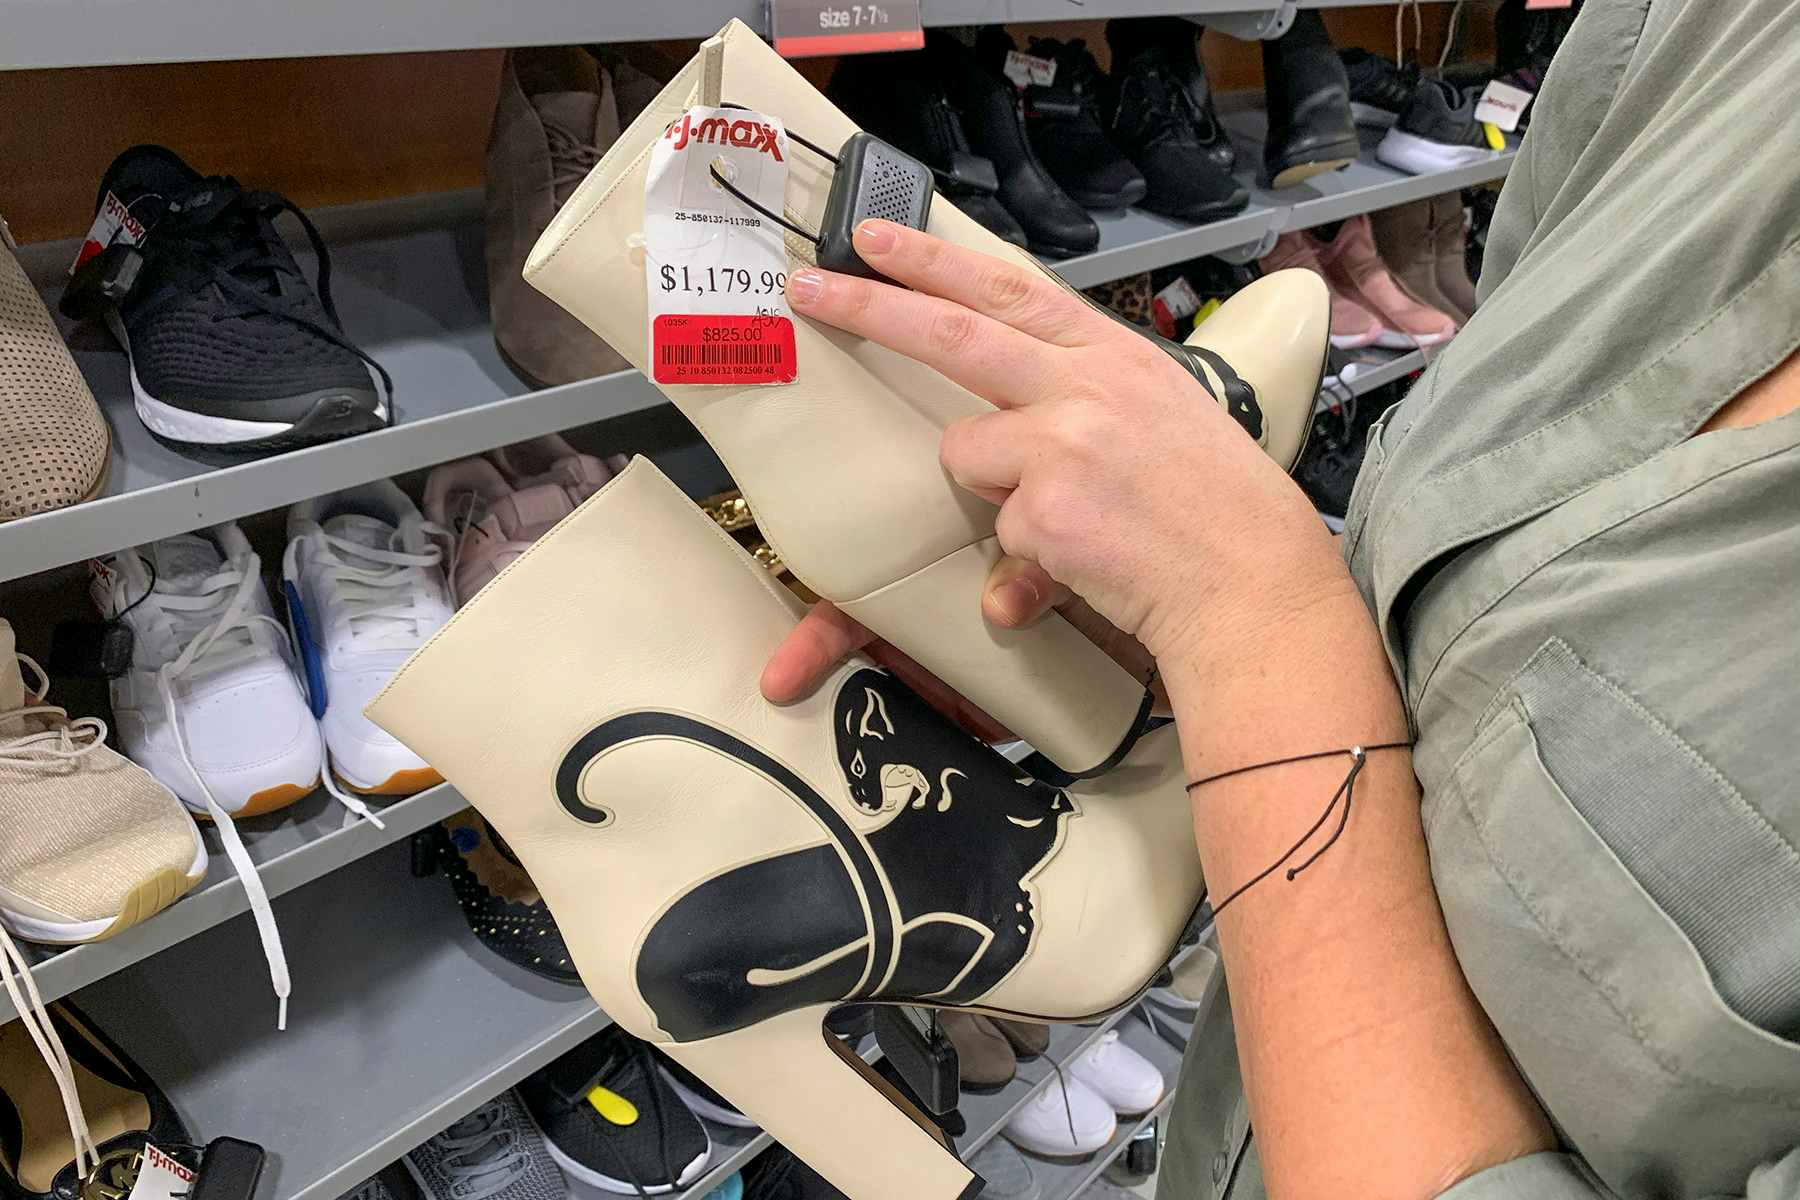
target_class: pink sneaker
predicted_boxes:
[1312,215,1458,349]
[1262,232,1387,351]
[424,437,624,606]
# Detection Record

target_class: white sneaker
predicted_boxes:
[1068,1030,1166,1115]
[95,525,322,818]
[1003,1074,1116,1158]
[91,524,309,1027]
[284,481,452,800]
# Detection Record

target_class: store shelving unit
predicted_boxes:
[1032,1015,1190,1200]
[77,842,612,1200]
[1,0,1455,70]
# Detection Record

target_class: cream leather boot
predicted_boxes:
[521,21,1326,778]
[366,458,1204,1200]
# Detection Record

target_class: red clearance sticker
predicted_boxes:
[653,314,797,386]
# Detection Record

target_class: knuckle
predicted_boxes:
[981,265,1039,315]
[839,278,875,322]
[927,308,981,357]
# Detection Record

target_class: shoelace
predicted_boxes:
[125,549,297,1029]
[584,1040,682,1199]
[0,654,108,768]
[1395,0,1466,72]
[428,1100,532,1200]
[282,525,446,822]
[139,178,394,418]
[544,121,603,199]
[0,928,100,1179]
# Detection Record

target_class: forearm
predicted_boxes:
[1162,558,1553,1199]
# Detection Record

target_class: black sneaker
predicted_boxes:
[1260,10,1361,189]
[78,145,390,455]
[1296,382,1391,518]
[0,1002,191,1200]
[1339,48,1417,127]
[983,32,1145,210]
[431,810,580,985]
[519,1027,713,1195]
[655,1055,758,1131]
[1103,24,1249,223]
[826,52,1028,248]
[1375,79,1493,175]
[1106,18,1236,175]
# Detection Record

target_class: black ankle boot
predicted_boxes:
[1105,18,1236,175]
[827,50,1028,248]
[929,31,1098,258]
[1260,9,1360,189]
[1103,20,1249,223]
[976,29,1146,210]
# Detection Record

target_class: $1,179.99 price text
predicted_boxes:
[659,265,787,296]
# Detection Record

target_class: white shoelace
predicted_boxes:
[283,525,446,822]
[0,925,99,1178]
[0,654,108,768]
[1,654,103,1178]
[132,549,298,1030]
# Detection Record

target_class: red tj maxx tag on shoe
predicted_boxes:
[1003,50,1057,89]
[122,1144,197,1200]
[644,106,798,386]
[1474,79,1534,132]
[70,190,148,275]
[1152,275,1202,339]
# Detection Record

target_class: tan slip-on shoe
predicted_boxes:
[938,1012,1019,1093]
[0,620,205,945]
[1432,190,1480,322]
[365,457,1204,1200]
[521,21,1328,779]
[1370,198,1468,327]
[0,226,110,523]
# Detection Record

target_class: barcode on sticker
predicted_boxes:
[653,315,797,385]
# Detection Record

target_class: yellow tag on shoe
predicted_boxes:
[1481,121,1506,150]
[585,1084,639,1126]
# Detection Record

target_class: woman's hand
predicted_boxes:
[766,218,1349,693]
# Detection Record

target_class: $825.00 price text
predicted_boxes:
[659,265,787,296]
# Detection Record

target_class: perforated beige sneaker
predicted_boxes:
[0,619,205,944]
[0,224,109,523]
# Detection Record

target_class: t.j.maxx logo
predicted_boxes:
[665,112,785,161]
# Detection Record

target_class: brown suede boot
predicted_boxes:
[938,1013,1018,1093]
[990,1018,1051,1061]
[1369,198,1468,325]
[485,48,635,388]
[1433,190,1481,321]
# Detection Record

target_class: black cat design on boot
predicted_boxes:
[555,668,1075,1042]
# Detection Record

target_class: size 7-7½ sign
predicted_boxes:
[769,0,925,57]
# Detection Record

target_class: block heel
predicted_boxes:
[660,1005,982,1200]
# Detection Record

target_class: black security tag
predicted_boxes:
[1117,1118,1159,1180]
[816,133,933,280]
[187,1139,266,1200]
[1023,86,1083,121]
[940,151,999,198]
[59,243,145,321]
[48,619,134,680]
[872,1006,959,1116]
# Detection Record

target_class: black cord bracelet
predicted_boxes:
[1188,740,1413,917]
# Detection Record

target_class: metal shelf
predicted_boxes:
[0,781,465,1025]
[3,0,1286,72]
[1,198,666,587]
[74,841,611,1200]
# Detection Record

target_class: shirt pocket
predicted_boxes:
[1433,638,1800,1192]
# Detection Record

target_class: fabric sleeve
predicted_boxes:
[1437,1145,1800,1200]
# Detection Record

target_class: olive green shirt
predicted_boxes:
[1161,0,1800,1194]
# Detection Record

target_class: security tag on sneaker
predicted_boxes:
[48,619,134,679]
[1473,79,1534,132]
[645,106,798,386]
[71,191,149,276]
[1003,49,1057,89]
[186,1139,266,1200]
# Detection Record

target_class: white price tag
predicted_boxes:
[1154,276,1203,321]
[70,190,148,276]
[1002,50,1057,89]
[644,107,798,386]
[1473,79,1534,133]
[126,1144,196,1200]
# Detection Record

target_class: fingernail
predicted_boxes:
[787,267,825,306]
[854,220,896,253]
[987,578,1041,627]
